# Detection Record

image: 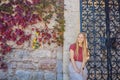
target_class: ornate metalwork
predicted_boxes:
[80,0,120,80]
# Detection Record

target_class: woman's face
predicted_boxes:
[77,34,84,43]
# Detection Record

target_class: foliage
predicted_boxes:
[0,0,64,69]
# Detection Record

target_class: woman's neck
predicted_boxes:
[78,43,82,47]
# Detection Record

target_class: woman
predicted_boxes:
[69,32,90,80]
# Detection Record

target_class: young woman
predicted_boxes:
[69,32,90,80]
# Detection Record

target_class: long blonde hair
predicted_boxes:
[75,32,89,63]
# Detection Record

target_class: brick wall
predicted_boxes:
[0,46,62,80]
[0,0,81,80]
[0,0,64,80]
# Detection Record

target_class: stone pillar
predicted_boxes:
[63,0,80,80]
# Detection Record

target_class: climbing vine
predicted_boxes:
[0,0,64,69]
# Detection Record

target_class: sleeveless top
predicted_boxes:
[69,43,83,62]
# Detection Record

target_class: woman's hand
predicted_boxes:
[70,49,81,73]
[75,68,80,73]
[80,67,84,75]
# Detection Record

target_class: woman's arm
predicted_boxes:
[86,51,90,60]
[70,49,80,73]
[86,49,90,62]
[81,51,90,69]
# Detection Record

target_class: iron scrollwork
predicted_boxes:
[80,0,120,80]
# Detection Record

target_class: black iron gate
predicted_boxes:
[80,0,120,80]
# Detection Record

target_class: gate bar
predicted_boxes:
[105,0,112,80]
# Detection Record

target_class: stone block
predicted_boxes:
[14,50,30,59]
[7,77,17,80]
[39,59,56,71]
[64,0,80,11]
[7,69,15,77]
[30,71,44,80]
[0,70,7,79]
[44,71,56,80]
[63,73,69,80]
[50,48,57,59]
[22,58,32,63]
[16,70,31,80]
[57,60,63,73]
[57,73,63,80]
[8,62,17,69]
[17,63,36,70]
[31,49,52,58]
[57,47,63,60]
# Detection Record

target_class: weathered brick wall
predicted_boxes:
[0,0,64,80]
[0,46,62,80]
[0,0,82,80]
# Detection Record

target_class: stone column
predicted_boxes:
[63,0,80,80]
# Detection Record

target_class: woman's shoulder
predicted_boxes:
[69,43,76,50]
[70,43,76,47]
